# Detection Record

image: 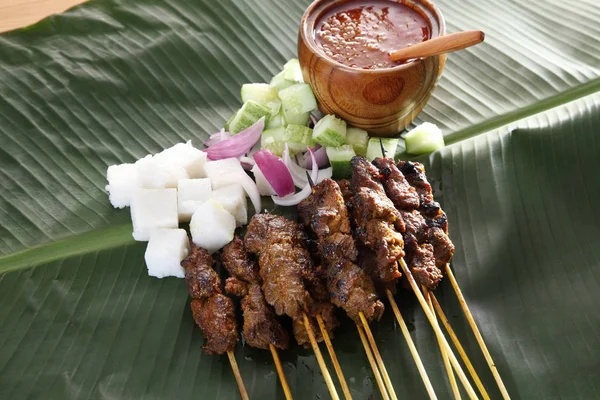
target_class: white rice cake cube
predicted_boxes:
[213,184,247,227]
[153,141,208,178]
[177,178,212,222]
[136,154,189,189]
[204,158,246,190]
[130,188,178,241]
[144,229,191,278]
[105,163,141,208]
[189,199,236,254]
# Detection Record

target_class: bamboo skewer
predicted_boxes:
[356,324,390,400]
[270,344,293,400]
[227,351,250,400]
[358,312,398,400]
[429,293,489,400]
[398,259,479,400]
[422,286,460,400]
[303,312,340,400]
[316,315,353,400]
[445,265,510,399]
[385,289,438,400]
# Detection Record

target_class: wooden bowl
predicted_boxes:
[298,0,446,137]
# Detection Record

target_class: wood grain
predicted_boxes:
[0,0,86,33]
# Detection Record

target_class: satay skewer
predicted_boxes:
[358,312,398,400]
[429,291,489,400]
[385,289,438,400]
[356,323,390,400]
[227,351,250,400]
[303,313,341,400]
[269,344,293,400]
[444,265,510,399]
[398,259,478,400]
[422,286,459,400]
[316,315,353,400]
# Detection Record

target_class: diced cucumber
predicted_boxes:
[366,137,399,161]
[240,83,281,116]
[404,122,445,155]
[282,58,304,83]
[326,145,356,179]
[313,114,347,147]
[266,109,285,129]
[270,71,295,92]
[283,109,310,126]
[228,100,272,134]
[345,127,369,156]
[261,127,287,156]
[285,124,314,154]
[279,83,318,117]
[224,111,236,131]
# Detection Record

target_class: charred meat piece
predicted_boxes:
[404,234,442,290]
[373,157,420,210]
[240,284,290,350]
[244,214,317,319]
[293,302,339,348]
[350,156,404,288]
[190,295,238,355]
[398,161,434,205]
[427,227,455,268]
[400,209,428,241]
[298,178,384,322]
[221,237,290,351]
[182,245,221,299]
[220,237,260,284]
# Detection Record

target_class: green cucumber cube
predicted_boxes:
[285,124,314,154]
[283,109,310,126]
[404,122,445,155]
[326,145,356,179]
[270,71,295,92]
[313,114,347,147]
[261,127,287,156]
[282,58,304,83]
[279,83,318,117]
[240,83,281,116]
[266,109,285,129]
[228,100,272,134]
[366,137,399,161]
[345,127,369,156]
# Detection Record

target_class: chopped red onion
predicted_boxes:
[272,148,319,206]
[299,146,329,169]
[253,149,295,197]
[205,118,264,160]
[282,145,332,188]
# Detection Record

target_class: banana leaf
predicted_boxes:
[1,0,599,398]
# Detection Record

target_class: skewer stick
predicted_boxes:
[385,289,438,400]
[303,312,340,400]
[270,344,293,400]
[316,315,353,400]
[358,312,398,400]
[430,292,490,400]
[422,286,460,400]
[356,324,390,400]
[398,259,478,400]
[227,351,250,400]
[445,265,510,399]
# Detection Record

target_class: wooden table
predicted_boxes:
[0,0,85,33]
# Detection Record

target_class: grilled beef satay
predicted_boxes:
[349,156,404,292]
[244,213,337,347]
[221,237,289,350]
[298,178,384,323]
[398,161,455,268]
[182,245,238,355]
[373,157,444,290]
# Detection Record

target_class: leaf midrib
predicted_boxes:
[1,76,600,274]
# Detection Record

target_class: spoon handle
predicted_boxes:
[388,30,485,62]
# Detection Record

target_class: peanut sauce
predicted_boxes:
[314,0,430,69]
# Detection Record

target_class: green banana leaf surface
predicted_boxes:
[1,0,599,398]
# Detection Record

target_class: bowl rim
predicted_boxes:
[300,0,447,74]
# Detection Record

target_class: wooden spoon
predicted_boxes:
[388,30,485,62]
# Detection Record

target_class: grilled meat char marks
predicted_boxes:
[350,157,404,288]
[245,214,337,345]
[373,157,420,210]
[182,245,238,355]
[298,178,384,323]
[221,237,289,350]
